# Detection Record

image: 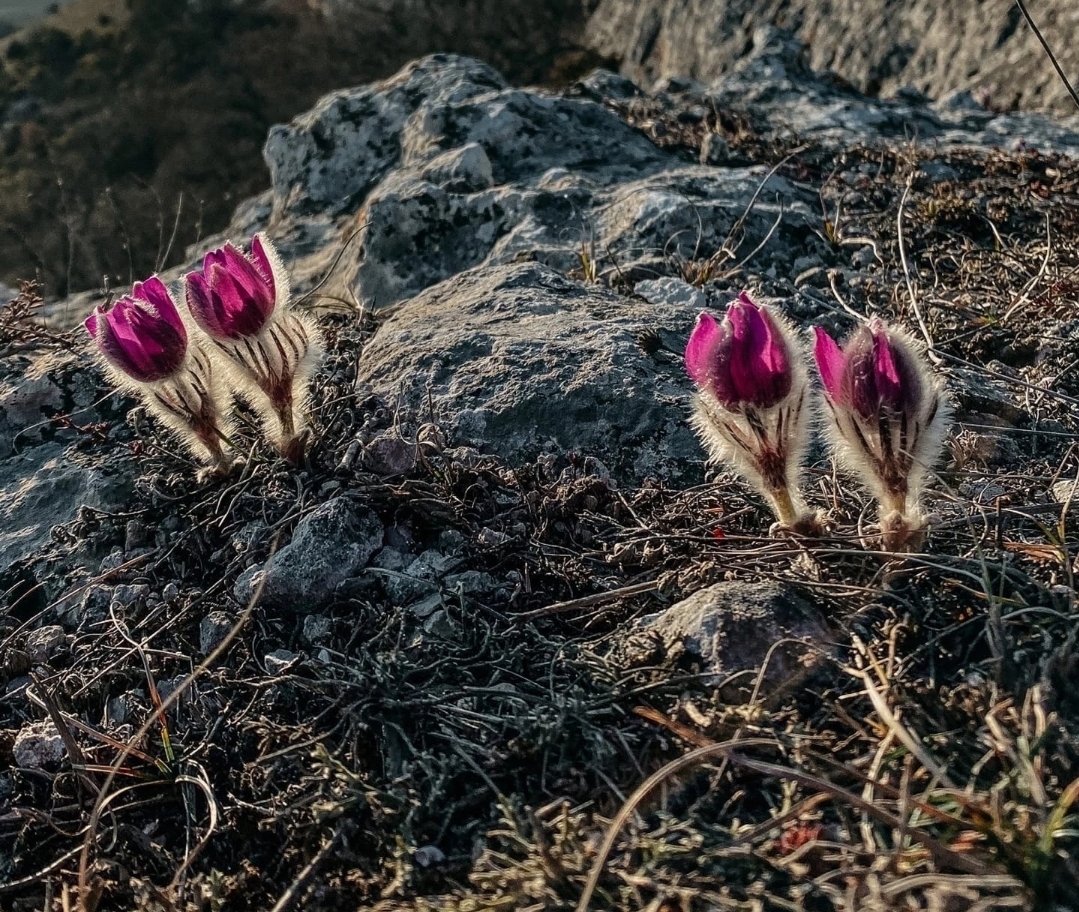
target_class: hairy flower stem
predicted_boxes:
[149,364,233,474]
[769,487,798,527]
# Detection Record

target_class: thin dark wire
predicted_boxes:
[1014,0,1079,112]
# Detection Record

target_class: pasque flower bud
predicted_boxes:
[814,318,949,550]
[686,293,815,532]
[85,277,232,472]
[186,233,322,463]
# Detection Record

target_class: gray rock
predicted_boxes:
[633,277,707,312]
[265,649,298,675]
[24,625,67,664]
[362,430,418,475]
[301,614,333,645]
[13,720,66,769]
[585,0,1079,114]
[0,352,67,451]
[635,581,834,700]
[383,549,458,604]
[237,498,384,611]
[236,54,821,314]
[199,611,234,655]
[357,261,704,479]
[0,443,131,574]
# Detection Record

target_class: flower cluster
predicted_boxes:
[85,234,321,472]
[685,294,949,551]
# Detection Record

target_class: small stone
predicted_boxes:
[199,611,234,655]
[13,720,66,769]
[156,676,192,707]
[99,550,126,572]
[438,529,466,553]
[409,593,444,619]
[24,625,67,664]
[302,614,333,645]
[124,520,151,551]
[362,432,418,475]
[477,528,512,547]
[370,547,411,572]
[111,584,149,610]
[851,245,877,269]
[383,550,457,604]
[413,845,446,869]
[422,609,456,639]
[265,649,298,675]
[64,585,112,628]
[244,499,384,612]
[632,581,833,701]
[445,571,498,594]
[105,692,141,727]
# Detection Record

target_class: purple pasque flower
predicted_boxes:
[85,277,233,474]
[685,293,814,532]
[813,318,949,550]
[686,292,792,410]
[85,276,187,383]
[185,234,278,340]
[814,319,922,421]
[186,233,320,464]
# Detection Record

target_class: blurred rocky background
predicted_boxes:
[0,0,1076,297]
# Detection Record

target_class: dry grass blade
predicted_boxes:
[575,738,778,912]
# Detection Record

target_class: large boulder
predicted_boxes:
[250,53,828,311]
[357,261,702,477]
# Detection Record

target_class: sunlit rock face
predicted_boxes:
[584,0,1079,113]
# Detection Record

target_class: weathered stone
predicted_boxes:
[301,614,333,645]
[199,611,235,656]
[265,649,298,675]
[236,498,384,611]
[13,720,65,769]
[634,581,834,701]
[24,625,67,664]
[357,261,704,479]
[0,443,131,574]
[383,549,458,605]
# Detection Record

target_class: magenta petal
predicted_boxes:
[134,276,187,343]
[249,234,276,295]
[210,265,248,318]
[685,311,722,387]
[871,324,921,414]
[813,327,845,401]
[725,298,759,401]
[758,309,789,374]
[203,247,229,272]
[85,312,99,338]
[224,246,274,317]
[186,271,227,338]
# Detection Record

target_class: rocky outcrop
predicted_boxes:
[9,39,1077,588]
[356,261,702,476]
[585,0,1079,113]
